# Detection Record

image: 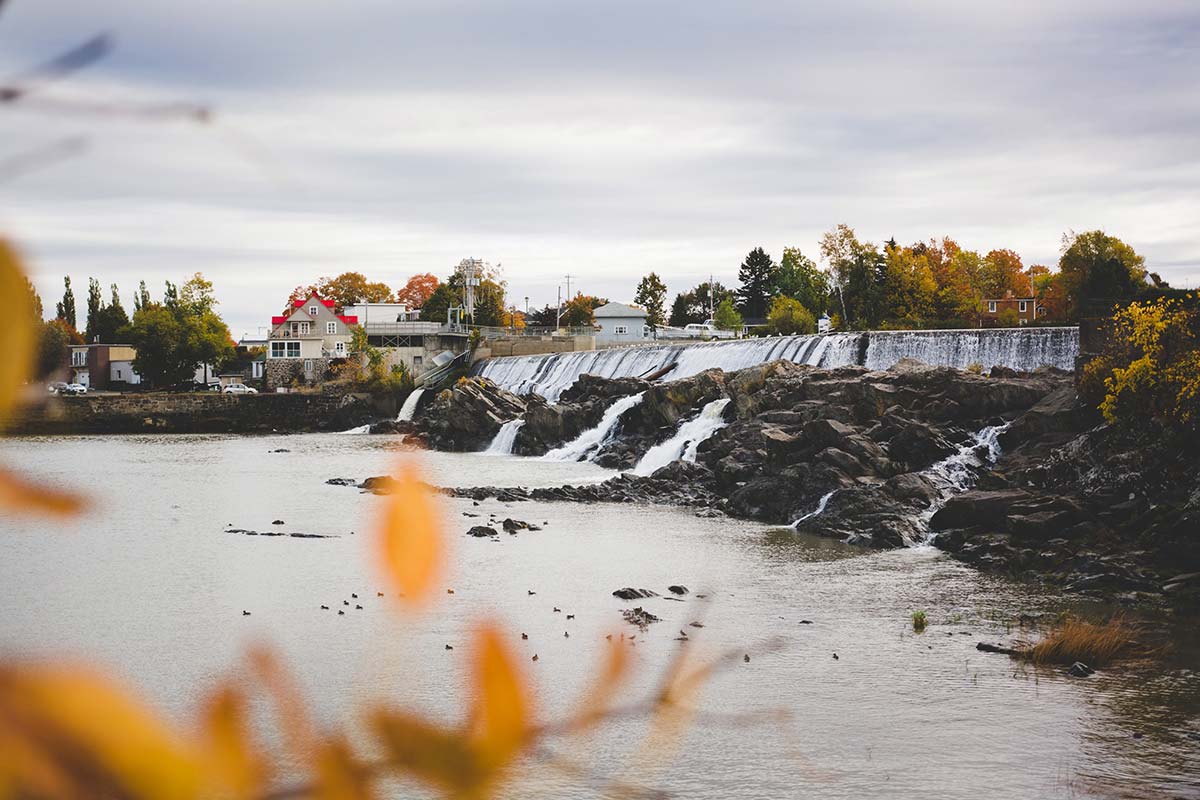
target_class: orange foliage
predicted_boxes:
[395,273,440,308]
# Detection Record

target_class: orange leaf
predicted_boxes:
[571,635,632,731]
[370,709,484,796]
[0,662,203,799]
[0,468,86,517]
[313,735,375,800]
[376,464,444,606]
[468,623,531,771]
[198,681,266,797]
[0,240,35,426]
[245,646,315,766]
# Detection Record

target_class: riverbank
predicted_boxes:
[406,361,1199,610]
[7,392,384,434]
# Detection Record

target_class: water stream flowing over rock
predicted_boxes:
[484,419,525,455]
[543,393,646,462]
[633,398,731,476]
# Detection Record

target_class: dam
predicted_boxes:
[471,326,1079,401]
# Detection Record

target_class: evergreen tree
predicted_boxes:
[125,273,233,387]
[84,278,104,343]
[56,276,76,330]
[135,280,151,313]
[777,248,831,315]
[88,284,130,343]
[24,278,43,320]
[736,247,778,319]
[633,272,667,329]
[668,293,696,327]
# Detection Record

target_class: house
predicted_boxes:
[593,302,649,346]
[982,290,1044,326]
[266,293,358,388]
[68,344,142,389]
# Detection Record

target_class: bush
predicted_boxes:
[766,296,816,335]
[911,611,927,633]
[1024,615,1135,668]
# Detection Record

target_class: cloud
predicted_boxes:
[2,0,1198,335]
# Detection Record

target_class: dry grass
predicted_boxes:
[1025,615,1136,668]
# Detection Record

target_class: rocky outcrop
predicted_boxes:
[515,376,649,456]
[417,378,525,451]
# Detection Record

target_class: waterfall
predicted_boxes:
[335,424,372,435]
[472,328,1078,401]
[913,422,1011,542]
[397,388,425,422]
[542,392,645,462]
[632,398,731,476]
[790,490,838,527]
[484,419,524,455]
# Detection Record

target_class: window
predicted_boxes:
[303,359,314,374]
[613,325,629,335]
[1019,301,1028,313]
[335,341,346,356]
[309,305,318,317]
[987,301,997,313]
[298,321,310,335]
[71,350,87,367]
[326,321,337,334]
[413,356,423,367]
[271,341,301,358]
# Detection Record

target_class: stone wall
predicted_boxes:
[9,392,364,435]
[265,357,334,391]
[486,335,595,358]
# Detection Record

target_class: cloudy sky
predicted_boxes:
[2,0,1198,337]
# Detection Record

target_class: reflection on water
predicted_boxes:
[0,434,1197,799]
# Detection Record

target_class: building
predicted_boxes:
[982,290,1044,326]
[266,293,357,388]
[593,302,649,346]
[68,344,142,389]
[342,303,418,325]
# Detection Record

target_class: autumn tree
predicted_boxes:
[712,297,743,332]
[980,249,1032,299]
[55,276,76,330]
[561,294,607,327]
[396,273,440,308]
[777,248,830,316]
[766,296,816,335]
[879,242,936,325]
[1058,230,1148,320]
[633,272,667,329]
[736,247,778,319]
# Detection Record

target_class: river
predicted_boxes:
[1,433,1197,799]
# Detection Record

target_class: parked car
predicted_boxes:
[223,384,258,395]
[683,321,736,339]
[47,381,69,395]
[61,383,88,396]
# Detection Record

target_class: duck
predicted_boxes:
[445,644,453,650]
[377,592,384,597]
[447,589,455,595]
[338,610,345,615]
[242,610,251,616]
[606,634,612,641]
[563,631,569,638]
[351,593,358,599]
[320,605,329,610]
[832,653,839,660]
[343,600,349,606]
[744,654,750,663]
[527,590,536,596]
[531,654,539,662]
[566,614,575,620]
[355,604,363,610]
[521,633,528,640]
[553,607,561,613]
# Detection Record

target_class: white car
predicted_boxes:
[63,383,88,395]
[683,322,736,339]
[223,384,258,395]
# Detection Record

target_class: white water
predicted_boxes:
[473,328,1079,401]
[484,419,525,455]
[633,398,732,476]
[396,388,425,421]
[542,392,646,462]
[790,489,838,527]
[334,424,372,435]
[914,422,1012,542]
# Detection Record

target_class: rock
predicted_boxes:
[325,477,358,486]
[930,490,1036,531]
[466,526,498,538]
[976,642,1019,656]
[501,518,530,533]
[271,519,285,525]
[1067,662,1095,678]
[418,378,526,451]
[270,448,291,453]
[621,606,661,630]
[667,585,689,595]
[612,587,659,600]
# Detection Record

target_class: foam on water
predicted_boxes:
[397,388,425,422]
[543,392,645,462]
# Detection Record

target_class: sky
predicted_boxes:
[2,0,1198,339]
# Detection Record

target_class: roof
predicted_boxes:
[293,294,336,309]
[339,315,358,325]
[593,301,647,319]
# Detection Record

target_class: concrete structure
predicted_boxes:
[983,290,1044,326]
[266,293,357,388]
[69,344,142,389]
[342,303,418,325]
[593,302,649,346]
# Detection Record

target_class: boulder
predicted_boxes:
[612,587,659,600]
[467,526,498,537]
[419,378,526,451]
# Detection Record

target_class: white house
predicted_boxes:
[266,293,358,387]
[593,302,649,346]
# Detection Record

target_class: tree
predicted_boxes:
[879,242,936,325]
[56,276,76,330]
[525,304,559,328]
[736,247,777,319]
[668,293,696,328]
[35,319,81,379]
[86,283,130,344]
[981,249,1032,299]
[395,273,440,308]
[24,278,43,320]
[320,272,394,310]
[124,274,234,387]
[1058,230,1147,320]
[561,294,606,327]
[472,279,506,327]
[84,278,103,342]
[633,273,667,329]
[777,248,830,315]
[669,281,735,327]
[712,297,743,332]
[134,280,151,313]
[418,283,458,323]
[765,296,816,335]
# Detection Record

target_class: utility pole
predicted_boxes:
[555,286,562,330]
[564,274,573,302]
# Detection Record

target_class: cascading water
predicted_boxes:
[472,328,1078,401]
[397,388,425,422]
[790,490,838,527]
[912,422,1012,543]
[542,392,645,462]
[632,398,731,476]
[484,419,524,455]
[334,424,372,435]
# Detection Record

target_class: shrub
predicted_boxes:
[1024,615,1135,668]
[766,296,816,335]
[911,611,927,633]
[965,362,984,375]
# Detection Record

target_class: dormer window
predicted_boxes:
[309,305,318,317]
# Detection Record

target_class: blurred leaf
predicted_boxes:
[313,736,375,800]
[0,663,202,799]
[0,240,34,426]
[0,467,86,516]
[377,464,444,606]
[571,636,631,731]
[246,646,316,766]
[198,682,266,798]
[370,710,485,797]
[468,623,530,771]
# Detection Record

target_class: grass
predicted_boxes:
[911,611,928,633]
[1024,615,1135,668]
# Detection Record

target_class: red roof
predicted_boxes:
[293,296,336,309]
[271,315,287,325]
[339,315,358,325]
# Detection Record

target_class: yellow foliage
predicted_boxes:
[468,623,531,772]
[376,463,445,606]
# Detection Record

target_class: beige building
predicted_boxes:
[266,293,357,387]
